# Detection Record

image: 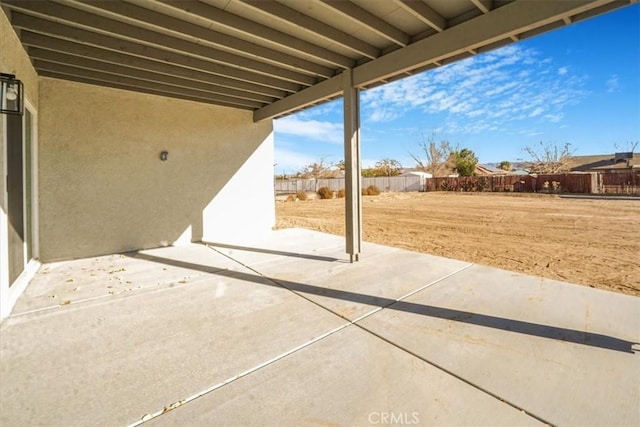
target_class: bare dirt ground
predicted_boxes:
[276,192,640,296]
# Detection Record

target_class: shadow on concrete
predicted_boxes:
[202,241,343,263]
[128,251,639,354]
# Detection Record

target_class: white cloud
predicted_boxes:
[359,44,585,130]
[273,148,317,174]
[369,108,399,122]
[529,107,544,117]
[296,98,342,119]
[544,113,564,123]
[519,129,544,137]
[606,74,619,93]
[274,116,343,144]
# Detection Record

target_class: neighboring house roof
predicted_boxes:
[475,164,505,175]
[569,153,639,172]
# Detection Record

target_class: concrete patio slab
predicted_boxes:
[2,228,638,426]
[214,241,473,321]
[11,243,246,315]
[150,325,542,427]
[206,227,347,268]
[359,264,640,426]
[0,246,347,426]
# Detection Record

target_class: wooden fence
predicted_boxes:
[276,172,640,195]
[599,171,640,195]
[425,175,525,192]
[425,173,598,193]
[275,176,424,194]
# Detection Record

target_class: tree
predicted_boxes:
[614,141,639,153]
[451,148,478,176]
[523,142,575,173]
[296,157,336,179]
[372,158,403,177]
[410,133,453,177]
[498,160,511,171]
[361,168,377,177]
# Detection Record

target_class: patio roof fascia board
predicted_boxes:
[253,0,624,122]
[3,1,312,90]
[238,0,381,59]
[254,74,344,121]
[316,0,411,47]
[158,0,356,69]
[71,0,336,79]
[19,30,288,99]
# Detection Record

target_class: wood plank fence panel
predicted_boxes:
[425,173,598,193]
[601,171,640,194]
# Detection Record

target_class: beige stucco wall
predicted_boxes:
[38,77,274,262]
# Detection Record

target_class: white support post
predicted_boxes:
[342,69,362,262]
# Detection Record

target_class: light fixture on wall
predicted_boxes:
[160,151,168,161]
[1,73,24,116]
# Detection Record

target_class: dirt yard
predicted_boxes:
[276,192,640,296]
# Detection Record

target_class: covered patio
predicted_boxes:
[2,228,638,425]
[1,1,639,424]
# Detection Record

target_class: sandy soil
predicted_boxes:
[276,192,640,296]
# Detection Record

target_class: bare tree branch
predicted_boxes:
[523,142,576,173]
[614,141,639,153]
[410,133,453,177]
[296,157,338,179]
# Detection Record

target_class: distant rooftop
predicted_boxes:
[569,153,639,172]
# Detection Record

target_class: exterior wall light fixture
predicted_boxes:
[1,73,24,116]
[160,151,168,161]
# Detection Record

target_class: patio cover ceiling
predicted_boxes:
[1,0,635,122]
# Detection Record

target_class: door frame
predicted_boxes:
[0,96,39,319]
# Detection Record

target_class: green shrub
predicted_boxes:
[317,186,333,199]
[296,191,308,201]
[362,185,381,196]
[336,189,346,198]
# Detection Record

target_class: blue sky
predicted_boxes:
[273,4,639,175]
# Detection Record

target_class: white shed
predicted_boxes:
[400,171,433,187]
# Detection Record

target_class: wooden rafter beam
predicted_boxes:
[159,0,355,69]
[395,0,447,32]
[470,0,493,14]
[240,0,380,59]
[20,31,286,99]
[318,0,410,47]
